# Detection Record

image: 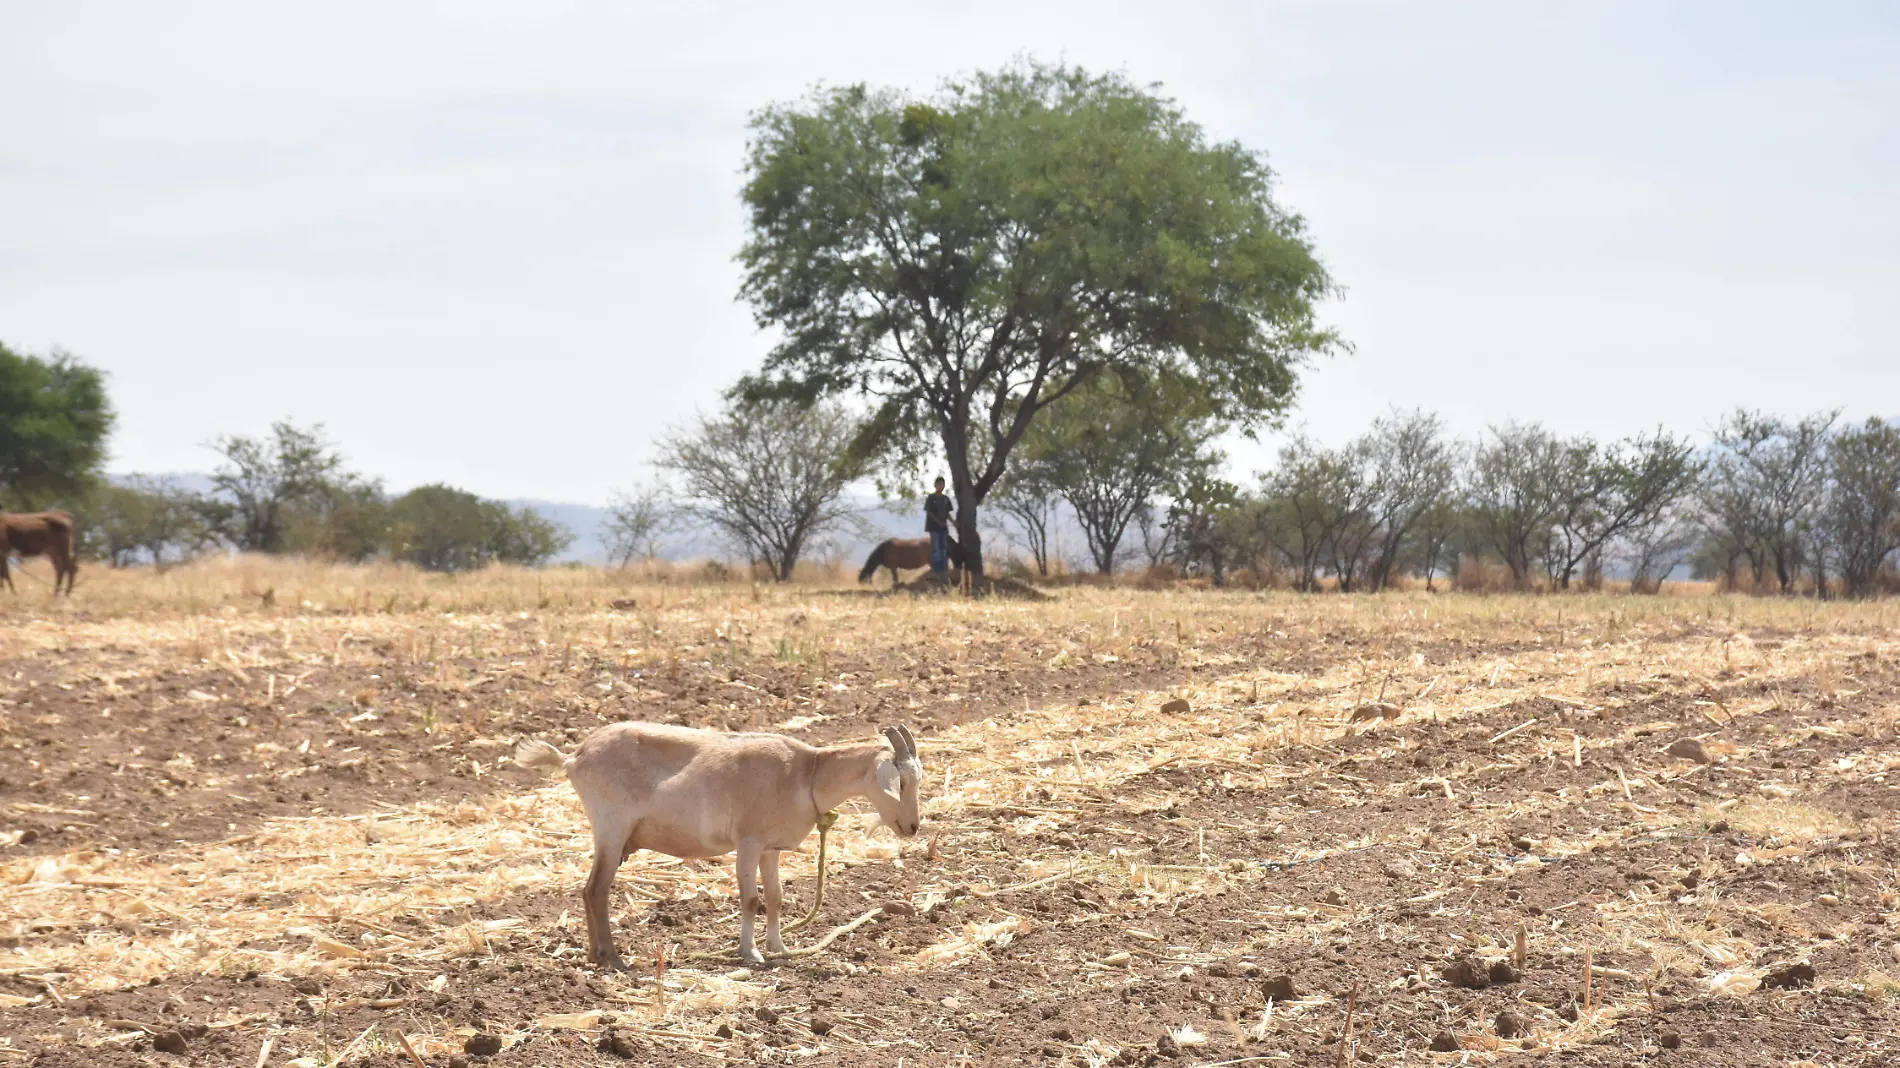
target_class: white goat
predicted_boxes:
[515,722,922,967]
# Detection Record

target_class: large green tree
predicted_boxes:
[0,343,114,507]
[735,61,1338,577]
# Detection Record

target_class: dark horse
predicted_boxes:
[858,535,964,587]
[0,510,78,596]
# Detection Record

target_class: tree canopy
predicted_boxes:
[735,60,1339,575]
[0,343,114,507]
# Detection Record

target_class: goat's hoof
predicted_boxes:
[593,954,630,972]
[737,947,765,966]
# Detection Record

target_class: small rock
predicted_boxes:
[1440,957,1490,990]
[1207,963,1232,978]
[1428,1031,1459,1053]
[1494,1011,1526,1039]
[17,829,37,845]
[1510,836,1535,853]
[1487,960,1520,985]
[600,1030,640,1058]
[1350,702,1400,722]
[1761,961,1816,990]
[1159,698,1191,714]
[1320,887,1348,907]
[1666,738,1713,763]
[152,1031,188,1055]
[756,1006,780,1024]
[1659,1031,1682,1049]
[810,1016,835,1036]
[449,1057,469,1068]
[292,978,322,995]
[464,1033,503,1057]
[1262,975,1299,1002]
[714,1023,732,1039]
[1818,893,1841,906]
[1707,819,1729,834]
[880,900,915,917]
[1156,1032,1180,1057]
[1052,1027,1072,1041]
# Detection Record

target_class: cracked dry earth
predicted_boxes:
[3,561,1899,1066]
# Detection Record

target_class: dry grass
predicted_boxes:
[3,556,1899,1064]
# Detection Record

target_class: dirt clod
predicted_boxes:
[1320,887,1348,907]
[1429,1031,1460,1053]
[810,1016,835,1036]
[714,1023,732,1039]
[1262,974,1299,1002]
[449,1057,469,1068]
[1761,961,1816,989]
[756,1006,779,1024]
[599,1029,640,1058]
[1659,1031,1682,1049]
[1159,698,1190,714]
[1440,957,1490,989]
[151,1030,187,1055]
[464,1033,503,1057]
[1494,1011,1526,1039]
[1487,959,1520,984]
[1666,738,1714,763]
[1155,1032,1180,1057]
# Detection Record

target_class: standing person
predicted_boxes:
[924,477,955,575]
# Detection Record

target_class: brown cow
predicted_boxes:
[0,511,78,595]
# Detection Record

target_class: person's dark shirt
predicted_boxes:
[924,491,954,532]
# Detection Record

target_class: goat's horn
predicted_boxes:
[896,724,918,758]
[882,725,913,760]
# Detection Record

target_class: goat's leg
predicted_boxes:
[0,558,11,594]
[735,840,764,965]
[582,847,628,969]
[760,849,785,956]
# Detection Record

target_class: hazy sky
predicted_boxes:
[3,2,1895,503]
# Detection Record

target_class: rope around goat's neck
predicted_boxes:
[781,809,837,934]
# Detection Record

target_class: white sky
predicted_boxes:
[3,1,1895,502]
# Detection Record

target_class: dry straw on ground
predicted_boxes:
[3,557,1899,1064]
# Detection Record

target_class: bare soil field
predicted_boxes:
[3,558,1898,1066]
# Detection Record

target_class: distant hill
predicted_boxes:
[512,496,940,566]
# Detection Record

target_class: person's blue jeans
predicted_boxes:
[929,527,950,573]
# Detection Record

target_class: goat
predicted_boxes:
[515,722,923,967]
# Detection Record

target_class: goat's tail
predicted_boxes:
[857,540,887,584]
[513,737,571,779]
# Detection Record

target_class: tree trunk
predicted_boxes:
[956,502,983,582]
